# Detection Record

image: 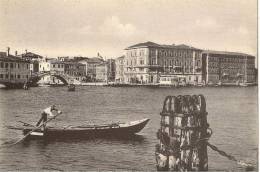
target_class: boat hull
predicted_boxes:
[23,118,149,140]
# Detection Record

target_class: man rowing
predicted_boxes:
[36,105,62,129]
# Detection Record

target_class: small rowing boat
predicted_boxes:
[8,118,150,140]
[68,84,75,91]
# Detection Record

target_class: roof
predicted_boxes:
[0,52,30,63]
[87,57,104,63]
[126,41,160,49]
[73,56,89,61]
[21,52,43,58]
[202,50,254,57]
[116,55,125,60]
[125,41,201,50]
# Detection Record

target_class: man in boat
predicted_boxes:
[36,105,62,129]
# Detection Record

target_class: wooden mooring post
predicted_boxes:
[155,95,211,171]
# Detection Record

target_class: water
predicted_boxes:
[0,86,258,171]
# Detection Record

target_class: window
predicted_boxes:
[27,64,29,69]
[18,63,20,68]
[5,63,8,68]
[5,74,8,79]
[0,62,3,68]
[10,74,13,79]
[17,74,20,79]
[10,63,13,68]
[151,58,156,65]
[0,74,3,78]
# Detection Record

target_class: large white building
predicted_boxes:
[202,50,256,85]
[124,41,203,84]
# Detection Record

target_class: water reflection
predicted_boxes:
[21,134,147,147]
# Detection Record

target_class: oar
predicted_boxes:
[7,112,63,147]
[18,121,35,127]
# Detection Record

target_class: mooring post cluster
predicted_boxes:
[155,95,212,171]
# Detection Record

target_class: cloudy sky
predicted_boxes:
[0,0,257,58]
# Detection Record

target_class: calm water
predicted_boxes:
[0,86,258,171]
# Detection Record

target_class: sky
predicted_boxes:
[0,0,257,59]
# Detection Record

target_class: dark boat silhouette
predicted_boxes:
[67,84,75,91]
[15,118,150,140]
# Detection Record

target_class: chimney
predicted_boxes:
[15,51,18,56]
[7,47,10,56]
[25,49,27,53]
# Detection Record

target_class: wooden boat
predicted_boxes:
[10,118,150,140]
[68,84,75,91]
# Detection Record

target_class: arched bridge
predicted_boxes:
[28,71,74,86]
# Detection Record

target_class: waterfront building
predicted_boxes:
[95,62,109,82]
[64,61,86,82]
[78,57,104,81]
[0,49,30,87]
[115,56,125,83]
[21,51,43,74]
[124,41,203,84]
[202,50,256,85]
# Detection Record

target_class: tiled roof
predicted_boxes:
[125,41,201,50]
[202,50,254,57]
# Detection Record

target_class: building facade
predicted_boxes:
[115,56,125,83]
[202,50,256,85]
[124,41,203,84]
[95,62,108,82]
[78,57,104,81]
[0,51,30,86]
[21,51,43,74]
[64,62,86,82]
